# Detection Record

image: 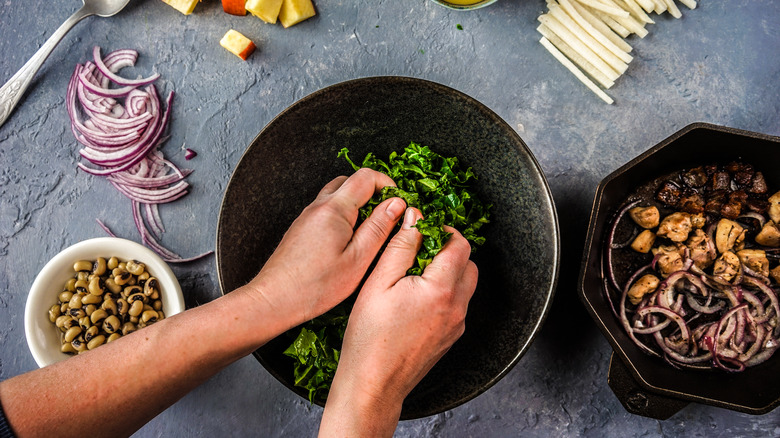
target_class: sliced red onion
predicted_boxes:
[185,148,197,160]
[68,48,212,263]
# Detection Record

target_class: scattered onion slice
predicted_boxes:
[69,47,211,263]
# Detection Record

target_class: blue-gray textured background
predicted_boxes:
[1,0,779,436]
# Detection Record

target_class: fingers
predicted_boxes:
[422,226,476,302]
[331,168,396,213]
[317,175,348,199]
[346,199,409,268]
[362,208,424,289]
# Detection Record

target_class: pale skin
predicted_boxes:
[0,168,478,438]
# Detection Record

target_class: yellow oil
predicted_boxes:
[442,0,485,5]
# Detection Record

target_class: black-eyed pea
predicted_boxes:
[84,304,97,317]
[68,308,86,319]
[156,310,165,320]
[72,336,87,353]
[126,260,145,276]
[85,325,99,342]
[127,276,137,286]
[92,257,107,276]
[150,290,159,300]
[141,310,158,324]
[121,322,137,336]
[61,342,77,354]
[114,271,131,286]
[105,278,122,294]
[129,315,139,324]
[64,326,82,343]
[49,304,61,323]
[90,309,108,324]
[107,333,121,343]
[102,299,117,316]
[152,300,162,311]
[82,293,101,305]
[143,278,159,297]
[68,293,84,309]
[73,260,92,272]
[107,256,119,270]
[127,293,146,306]
[87,335,106,350]
[55,315,74,331]
[78,316,91,331]
[116,298,129,316]
[77,271,89,282]
[60,302,69,314]
[138,272,150,282]
[88,276,104,296]
[59,290,73,303]
[74,279,89,295]
[128,300,144,317]
[65,278,77,292]
[118,261,127,271]
[103,315,121,334]
[143,304,153,312]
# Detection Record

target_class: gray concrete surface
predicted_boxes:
[1,0,779,436]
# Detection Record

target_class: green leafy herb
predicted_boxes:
[284,142,490,402]
[457,24,463,30]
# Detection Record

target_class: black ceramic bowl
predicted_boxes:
[216,77,560,419]
[579,123,780,419]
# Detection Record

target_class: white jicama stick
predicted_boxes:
[651,0,667,14]
[539,37,614,104]
[678,0,696,9]
[591,9,632,37]
[633,0,656,13]
[573,0,630,18]
[558,0,633,61]
[598,9,649,37]
[663,0,682,18]
[538,14,620,81]
[616,0,654,24]
[549,4,632,70]
[537,23,615,88]
[568,0,633,53]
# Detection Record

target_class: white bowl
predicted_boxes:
[24,237,184,368]
[430,0,498,11]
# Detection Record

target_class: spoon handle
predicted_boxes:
[0,5,94,128]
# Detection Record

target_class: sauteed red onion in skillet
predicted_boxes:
[67,47,211,263]
[603,164,780,372]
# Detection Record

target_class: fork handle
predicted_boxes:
[0,5,94,128]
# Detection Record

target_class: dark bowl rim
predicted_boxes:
[577,121,780,414]
[215,75,562,418]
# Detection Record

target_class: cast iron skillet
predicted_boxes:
[579,123,780,419]
[216,77,560,419]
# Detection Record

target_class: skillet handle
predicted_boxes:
[607,351,689,420]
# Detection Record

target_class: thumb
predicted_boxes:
[364,207,424,290]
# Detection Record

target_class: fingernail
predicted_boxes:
[402,207,416,228]
[385,197,406,219]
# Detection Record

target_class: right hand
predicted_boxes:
[320,207,478,437]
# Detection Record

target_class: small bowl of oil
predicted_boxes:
[431,0,497,10]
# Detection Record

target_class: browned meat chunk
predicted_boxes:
[713,251,741,282]
[631,230,656,253]
[746,198,768,213]
[715,219,746,254]
[652,245,685,277]
[769,191,780,223]
[748,172,768,194]
[628,274,660,305]
[771,265,780,284]
[682,166,708,188]
[736,249,769,277]
[657,212,693,242]
[726,161,754,186]
[656,182,682,207]
[755,222,780,247]
[710,171,731,191]
[721,201,742,219]
[629,206,660,229]
[679,190,705,214]
[686,229,715,270]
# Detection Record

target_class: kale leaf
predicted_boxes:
[283,142,490,402]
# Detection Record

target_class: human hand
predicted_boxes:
[319,208,478,437]
[242,168,406,330]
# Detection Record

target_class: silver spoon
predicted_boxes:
[0,0,132,128]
